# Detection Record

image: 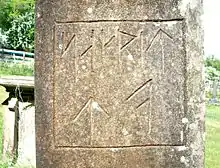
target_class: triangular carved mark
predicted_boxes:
[73,98,110,123]
[145,28,173,52]
[94,100,110,117]
[119,30,137,51]
[73,98,91,122]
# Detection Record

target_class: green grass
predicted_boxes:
[205,105,220,168]
[0,62,34,76]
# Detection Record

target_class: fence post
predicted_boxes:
[23,52,25,62]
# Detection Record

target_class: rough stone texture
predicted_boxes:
[2,98,16,160]
[35,0,204,168]
[0,77,35,167]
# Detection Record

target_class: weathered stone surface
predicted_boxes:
[17,101,36,167]
[0,77,35,167]
[2,98,16,160]
[35,0,204,167]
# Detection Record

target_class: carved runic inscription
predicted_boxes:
[54,21,185,148]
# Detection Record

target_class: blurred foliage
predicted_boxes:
[0,0,12,31]
[0,29,8,48]
[205,66,220,81]
[0,0,35,52]
[7,12,34,52]
[205,56,220,81]
[205,55,220,71]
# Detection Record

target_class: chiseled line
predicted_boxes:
[126,79,153,101]
[80,45,93,57]
[55,144,185,149]
[73,98,91,122]
[145,28,173,52]
[160,28,173,40]
[55,18,184,24]
[145,29,161,52]
[136,97,150,109]
[104,35,115,47]
[120,37,136,51]
[118,30,137,38]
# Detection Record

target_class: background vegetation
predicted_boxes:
[205,56,220,81]
[0,0,35,52]
[0,62,33,76]
[205,105,220,168]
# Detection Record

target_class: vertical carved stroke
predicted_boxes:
[90,98,93,145]
[61,31,64,51]
[118,28,121,71]
[148,85,152,135]
[160,33,165,74]
[140,31,144,68]
[91,29,95,72]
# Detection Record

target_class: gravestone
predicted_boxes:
[209,79,219,103]
[35,1,204,167]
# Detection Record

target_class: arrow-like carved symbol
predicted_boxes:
[73,97,110,122]
[72,97,110,145]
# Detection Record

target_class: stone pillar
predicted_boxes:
[35,1,204,167]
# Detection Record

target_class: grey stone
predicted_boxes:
[0,77,35,167]
[2,98,16,160]
[209,80,219,104]
[17,101,36,167]
[35,0,204,167]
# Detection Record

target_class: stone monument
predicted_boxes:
[35,0,204,167]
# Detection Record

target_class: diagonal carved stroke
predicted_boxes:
[73,98,110,123]
[119,30,137,51]
[97,102,110,117]
[119,31,137,38]
[104,35,115,47]
[136,97,150,109]
[145,28,173,52]
[120,37,136,51]
[62,34,75,56]
[80,45,93,57]
[73,98,91,122]
[126,79,153,101]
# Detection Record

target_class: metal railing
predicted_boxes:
[0,48,34,63]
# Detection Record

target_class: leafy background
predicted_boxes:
[0,0,34,52]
